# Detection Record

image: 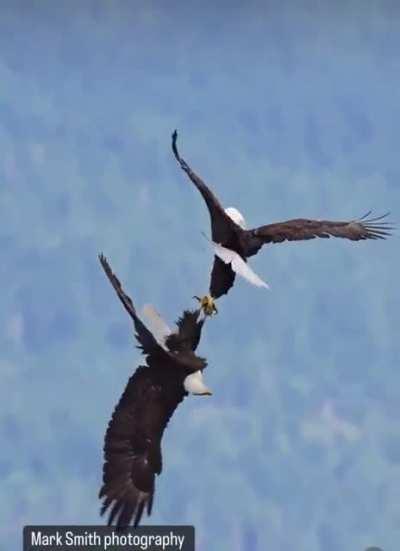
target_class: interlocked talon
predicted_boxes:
[193,295,218,316]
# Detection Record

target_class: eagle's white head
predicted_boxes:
[184,370,212,396]
[225,207,246,229]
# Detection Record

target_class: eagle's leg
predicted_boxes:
[193,295,218,316]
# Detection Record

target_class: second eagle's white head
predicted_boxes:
[225,207,246,229]
[184,370,212,396]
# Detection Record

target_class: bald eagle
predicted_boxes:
[172,130,393,315]
[98,254,211,529]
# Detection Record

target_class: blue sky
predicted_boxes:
[1,2,399,550]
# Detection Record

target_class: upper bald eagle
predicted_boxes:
[98,254,211,529]
[172,130,393,314]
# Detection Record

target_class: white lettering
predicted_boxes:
[31,531,62,546]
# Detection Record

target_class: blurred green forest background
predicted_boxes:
[1,2,399,550]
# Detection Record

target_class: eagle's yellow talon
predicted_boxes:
[193,295,218,316]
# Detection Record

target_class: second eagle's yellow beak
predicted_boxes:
[193,295,218,316]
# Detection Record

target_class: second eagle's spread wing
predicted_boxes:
[141,304,172,348]
[172,130,238,243]
[142,303,205,354]
[251,212,393,245]
[99,254,165,358]
[165,309,204,352]
[99,366,186,529]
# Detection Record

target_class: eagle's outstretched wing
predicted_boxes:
[141,304,172,348]
[165,309,204,352]
[99,366,186,529]
[99,254,166,358]
[172,130,238,243]
[251,212,393,245]
[142,304,205,354]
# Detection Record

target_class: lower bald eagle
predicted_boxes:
[98,254,211,529]
[172,130,393,315]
